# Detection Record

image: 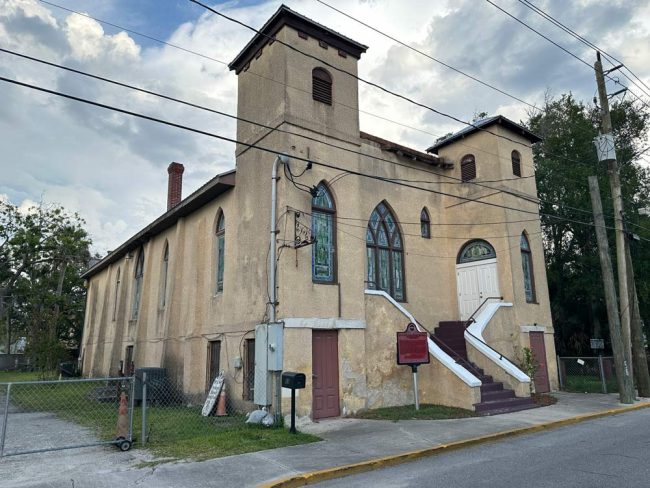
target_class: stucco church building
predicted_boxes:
[81,5,558,419]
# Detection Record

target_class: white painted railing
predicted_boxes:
[464,301,530,384]
[364,290,482,387]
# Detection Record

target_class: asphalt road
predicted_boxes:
[315,408,650,488]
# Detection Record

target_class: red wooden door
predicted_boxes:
[529,331,550,393]
[312,330,340,419]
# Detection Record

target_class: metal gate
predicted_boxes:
[0,376,134,457]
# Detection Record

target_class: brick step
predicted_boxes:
[474,396,536,414]
[480,382,504,392]
[438,321,466,328]
[475,402,538,417]
[478,375,493,383]
[480,389,515,401]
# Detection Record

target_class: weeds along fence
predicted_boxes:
[135,370,251,453]
[557,356,618,394]
[0,377,135,457]
[0,372,253,457]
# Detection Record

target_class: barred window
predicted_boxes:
[312,68,332,105]
[512,150,522,177]
[461,154,476,182]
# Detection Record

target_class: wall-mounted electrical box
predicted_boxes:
[253,322,284,405]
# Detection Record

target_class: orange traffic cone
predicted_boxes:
[216,385,228,416]
[116,391,129,438]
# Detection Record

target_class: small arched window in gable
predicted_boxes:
[461,154,476,182]
[420,207,431,238]
[311,183,336,283]
[511,150,522,177]
[216,212,225,293]
[132,247,145,320]
[520,232,536,303]
[312,68,332,105]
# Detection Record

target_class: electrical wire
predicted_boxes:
[35,0,640,184]
[3,74,649,240]
[315,0,541,112]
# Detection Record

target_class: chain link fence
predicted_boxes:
[137,370,252,452]
[0,377,134,457]
[1,369,265,458]
[557,356,618,394]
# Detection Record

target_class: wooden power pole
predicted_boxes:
[594,52,633,380]
[626,239,650,397]
[588,177,635,403]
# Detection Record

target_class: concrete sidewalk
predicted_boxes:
[2,392,648,488]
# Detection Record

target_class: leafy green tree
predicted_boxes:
[526,94,650,355]
[0,200,91,371]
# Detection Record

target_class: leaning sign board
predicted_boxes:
[202,372,224,416]
[397,323,430,365]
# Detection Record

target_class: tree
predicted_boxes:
[526,94,650,356]
[0,200,91,371]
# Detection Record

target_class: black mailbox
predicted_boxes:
[282,372,306,389]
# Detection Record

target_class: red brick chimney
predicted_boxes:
[167,162,184,211]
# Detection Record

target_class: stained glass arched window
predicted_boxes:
[520,232,536,302]
[131,247,144,320]
[457,240,496,264]
[312,183,336,283]
[160,241,169,308]
[420,207,431,238]
[216,212,225,293]
[366,202,405,301]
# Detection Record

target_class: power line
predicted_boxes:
[485,0,650,111]
[189,0,553,152]
[34,0,545,174]
[36,0,634,187]
[3,73,633,238]
[315,0,541,111]
[517,0,650,101]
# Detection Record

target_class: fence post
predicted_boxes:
[1,383,11,457]
[129,376,135,443]
[141,372,147,447]
[598,355,607,394]
[557,355,564,390]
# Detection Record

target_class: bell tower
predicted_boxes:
[229,5,368,150]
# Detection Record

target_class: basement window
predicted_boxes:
[312,67,332,105]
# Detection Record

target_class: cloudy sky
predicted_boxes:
[1,0,649,254]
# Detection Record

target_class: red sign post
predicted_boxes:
[397,323,430,410]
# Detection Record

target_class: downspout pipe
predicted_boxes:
[269,154,289,323]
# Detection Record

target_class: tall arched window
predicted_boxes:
[312,183,336,283]
[160,242,169,308]
[520,232,536,302]
[461,154,476,182]
[420,207,431,238]
[112,267,120,321]
[216,212,225,293]
[511,150,522,177]
[312,67,332,105]
[366,202,405,301]
[132,248,144,320]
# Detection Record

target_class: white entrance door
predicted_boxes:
[456,258,500,320]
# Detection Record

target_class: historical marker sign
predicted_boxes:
[397,323,430,365]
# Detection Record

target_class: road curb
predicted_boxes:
[260,401,650,488]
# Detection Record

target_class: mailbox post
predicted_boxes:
[281,372,306,434]
[397,323,430,410]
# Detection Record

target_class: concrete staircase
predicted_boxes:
[431,321,537,416]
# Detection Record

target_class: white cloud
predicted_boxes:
[0,0,648,254]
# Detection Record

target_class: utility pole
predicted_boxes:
[625,237,650,397]
[588,177,635,403]
[594,52,633,381]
